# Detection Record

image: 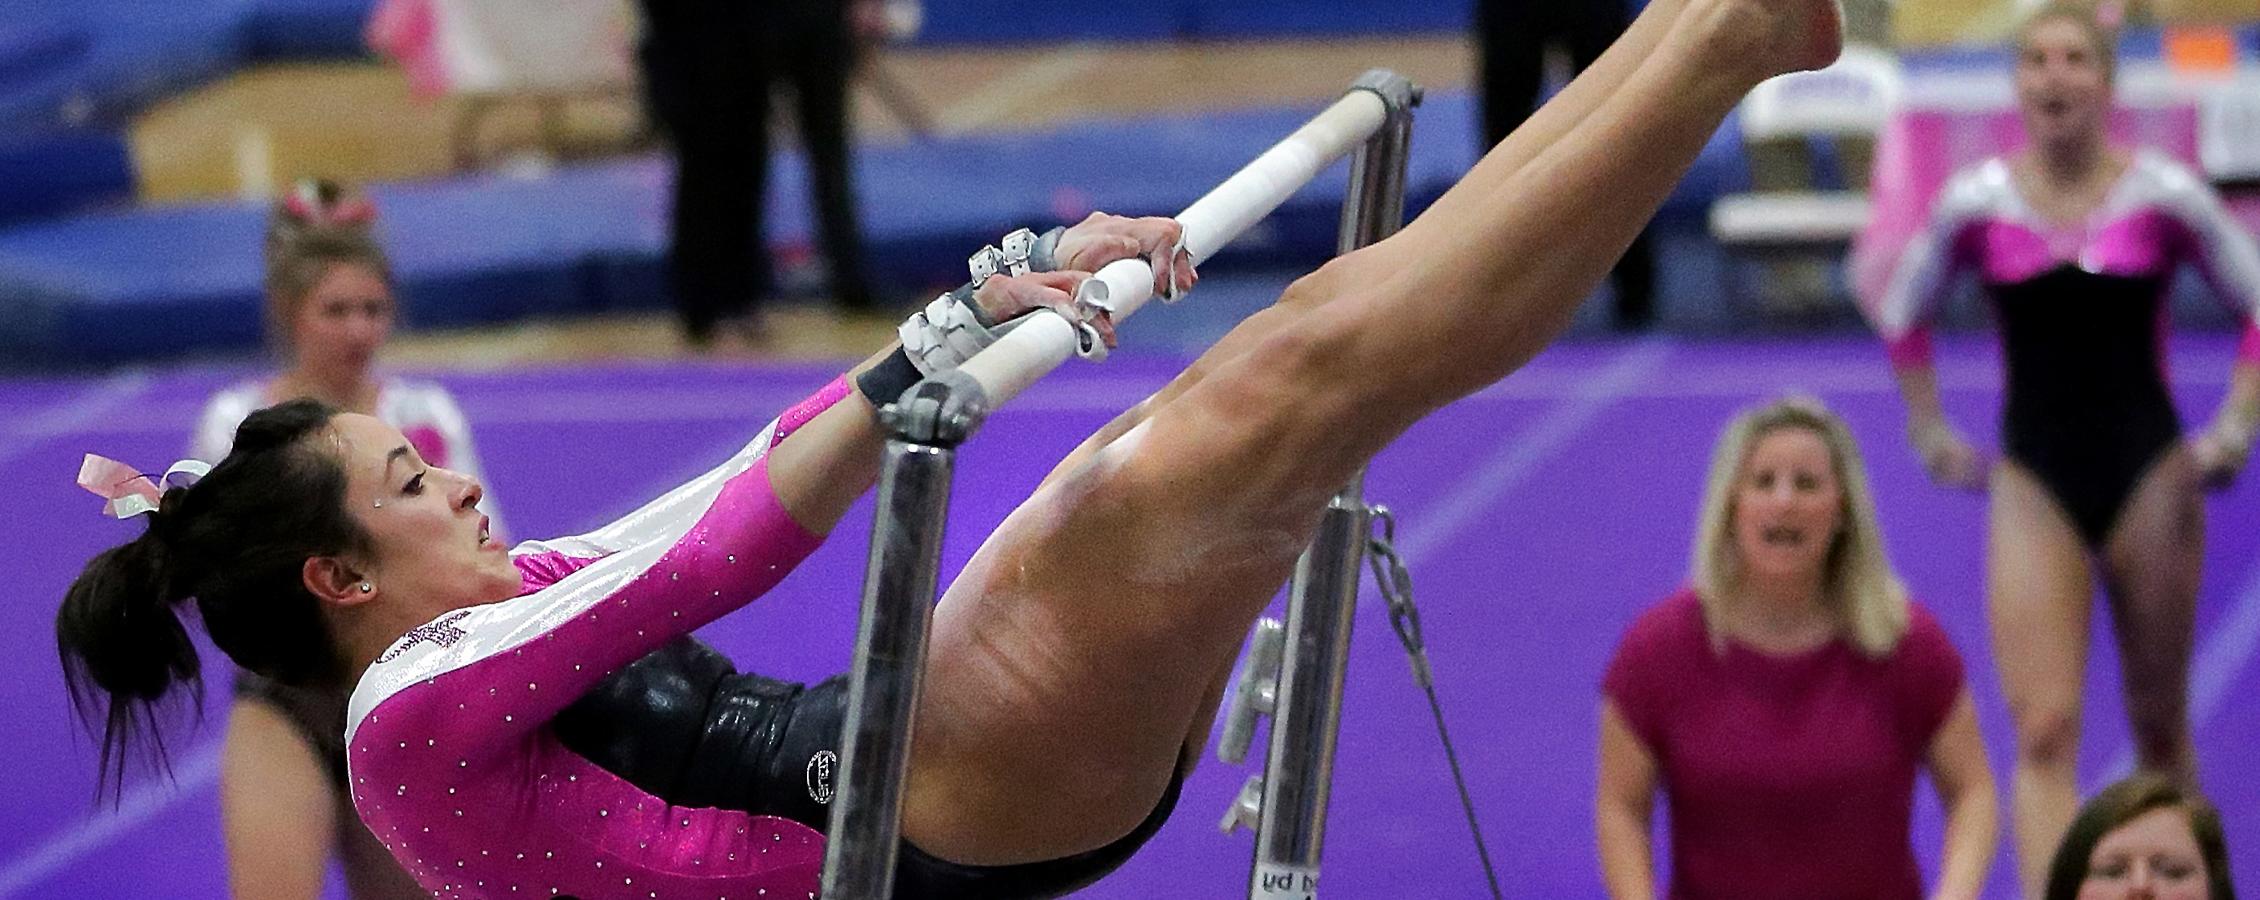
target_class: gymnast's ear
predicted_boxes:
[303,555,377,608]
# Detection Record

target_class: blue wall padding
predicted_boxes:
[0,129,136,228]
[0,90,1755,367]
[6,0,2246,133]
[0,22,89,88]
[912,1,1188,45]
[0,2,246,130]
[1187,0,1472,39]
[0,0,1501,133]
[240,0,379,61]
[903,0,1476,45]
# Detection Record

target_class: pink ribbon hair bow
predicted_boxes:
[77,454,212,520]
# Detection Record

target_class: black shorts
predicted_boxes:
[551,637,1183,899]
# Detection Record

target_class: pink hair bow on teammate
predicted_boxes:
[282,182,378,227]
[76,454,211,519]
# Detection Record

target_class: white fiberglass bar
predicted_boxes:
[955,89,1390,405]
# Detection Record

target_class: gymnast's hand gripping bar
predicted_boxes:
[820,71,1415,900]
[952,83,1393,407]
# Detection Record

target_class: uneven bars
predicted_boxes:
[822,78,1396,900]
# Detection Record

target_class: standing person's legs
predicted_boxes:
[1475,0,1545,147]
[897,0,1842,867]
[778,0,876,312]
[2099,448,2204,778]
[1565,0,1656,330]
[1607,220,1660,329]
[1044,0,1689,488]
[656,0,770,344]
[1988,463,2098,899]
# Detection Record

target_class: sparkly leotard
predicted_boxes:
[343,379,853,900]
[1862,151,2260,546]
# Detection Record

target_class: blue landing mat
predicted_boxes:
[0,91,1747,368]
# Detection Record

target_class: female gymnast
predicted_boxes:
[1855,4,2260,892]
[187,180,497,900]
[2044,773,2236,900]
[181,183,1178,899]
[1596,397,1995,900]
[60,0,1848,895]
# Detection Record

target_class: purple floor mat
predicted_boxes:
[3,333,2257,898]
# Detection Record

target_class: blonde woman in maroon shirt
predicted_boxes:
[1596,397,1997,899]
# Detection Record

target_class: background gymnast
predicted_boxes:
[188,179,496,900]
[1854,3,2260,892]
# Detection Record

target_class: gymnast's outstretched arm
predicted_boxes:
[2157,162,2260,487]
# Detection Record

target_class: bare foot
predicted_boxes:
[1786,0,1845,75]
[1688,0,1844,83]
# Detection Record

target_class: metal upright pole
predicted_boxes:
[1238,69,1418,900]
[821,372,988,899]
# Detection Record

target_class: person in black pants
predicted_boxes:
[640,0,879,347]
[1475,0,1656,331]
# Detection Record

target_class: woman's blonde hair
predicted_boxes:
[2018,0,2121,83]
[1689,395,1910,657]
[264,179,393,354]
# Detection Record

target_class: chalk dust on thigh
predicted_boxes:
[904,419,1325,861]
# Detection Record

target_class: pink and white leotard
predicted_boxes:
[343,379,852,900]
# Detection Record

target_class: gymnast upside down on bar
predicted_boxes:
[57,0,1845,896]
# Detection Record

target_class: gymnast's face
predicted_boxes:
[290,262,395,376]
[2078,807,2211,900]
[328,413,518,612]
[1730,426,1842,583]
[2017,17,2113,151]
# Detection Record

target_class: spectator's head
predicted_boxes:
[265,180,396,377]
[1690,395,1908,656]
[2046,773,2234,900]
[2015,1,2118,152]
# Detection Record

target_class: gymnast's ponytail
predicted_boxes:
[58,398,370,801]
[56,495,202,800]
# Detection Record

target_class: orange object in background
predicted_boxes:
[2163,25,2240,74]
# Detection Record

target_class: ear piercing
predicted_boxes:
[359,582,375,594]
[373,500,385,508]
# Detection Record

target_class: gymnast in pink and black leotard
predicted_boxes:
[1856,7,2260,893]
[59,212,1199,900]
[1865,149,2260,545]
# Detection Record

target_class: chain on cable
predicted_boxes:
[1366,506,1503,900]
